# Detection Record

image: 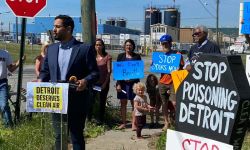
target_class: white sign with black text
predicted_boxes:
[245,55,250,85]
[166,129,233,150]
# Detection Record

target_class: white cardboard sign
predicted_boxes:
[26,82,69,114]
[246,55,250,85]
[166,129,233,150]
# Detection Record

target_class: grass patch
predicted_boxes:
[156,132,166,150]
[0,114,54,149]
[242,131,250,150]
[0,104,121,149]
[0,42,41,65]
[85,122,106,138]
[85,104,121,139]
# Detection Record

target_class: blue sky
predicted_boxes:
[0,0,244,31]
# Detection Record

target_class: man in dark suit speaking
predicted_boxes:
[39,15,99,150]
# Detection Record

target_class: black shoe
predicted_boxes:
[154,123,161,128]
[149,123,155,129]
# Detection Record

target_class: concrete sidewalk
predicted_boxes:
[86,127,162,150]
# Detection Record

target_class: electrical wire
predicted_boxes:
[197,0,216,18]
[182,17,215,20]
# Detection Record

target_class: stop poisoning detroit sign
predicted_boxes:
[175,54,250,150]
[6,0,47,18]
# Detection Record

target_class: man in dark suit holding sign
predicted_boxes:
[39,15,99,150]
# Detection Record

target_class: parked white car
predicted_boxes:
[228,44,246,54]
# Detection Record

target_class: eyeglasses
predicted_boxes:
[192,32,202,37]
[161,42,169,45]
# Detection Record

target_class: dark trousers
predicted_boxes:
[88,85,109,123]
[53,90,90,150]
[99,85,109,122]
[52,112,87,150]
[135,115,146,137]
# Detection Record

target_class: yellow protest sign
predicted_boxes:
[26,82,69,114]
[33,87,63,110]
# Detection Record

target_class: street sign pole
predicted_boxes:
[16,17,18,43]
[14,18,26,123]
[5,0,47,123]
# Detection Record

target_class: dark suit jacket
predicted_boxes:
[39,38,99,113]
[40,39,99,84]
[188,40,221,61]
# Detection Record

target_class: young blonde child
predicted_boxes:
[133,82,155,139]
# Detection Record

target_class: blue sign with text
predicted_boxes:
[150,52,181,74]
[113,60,144,80]
[241,2,250,34]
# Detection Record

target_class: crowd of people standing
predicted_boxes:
[0,13,223,150]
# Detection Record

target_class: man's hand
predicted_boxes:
[185,64,192,71]
[8,55,26,72]
[76,79,87,91]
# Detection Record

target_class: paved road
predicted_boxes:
[86,128,162,150]
[11,56,155,109]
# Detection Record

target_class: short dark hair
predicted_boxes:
[124,39,135,51]
[55,15,74,33]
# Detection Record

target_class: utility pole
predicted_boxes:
[216,0,219,45]
[81,0,96,44]
[8,22,10,34]
[16,17,18,43]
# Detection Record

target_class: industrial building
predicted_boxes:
[150,23,179,50]
[144,8,162,35]
[141,6,181,50]
[12,16,140,44]
[144,7,180,34]
[179,28,194,43]
[105,17,127,28]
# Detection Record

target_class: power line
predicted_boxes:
[0,11,11,15]
[197,0,216,18]
[101,16,215,22]
[203,0,216,11]
[182,17,215,20]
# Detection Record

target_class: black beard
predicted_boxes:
[54,36,62,41]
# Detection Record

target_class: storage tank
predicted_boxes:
[116,18,127,28]
[164,8,180,28]
[106,18,116,26]
[144,8,162,34]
